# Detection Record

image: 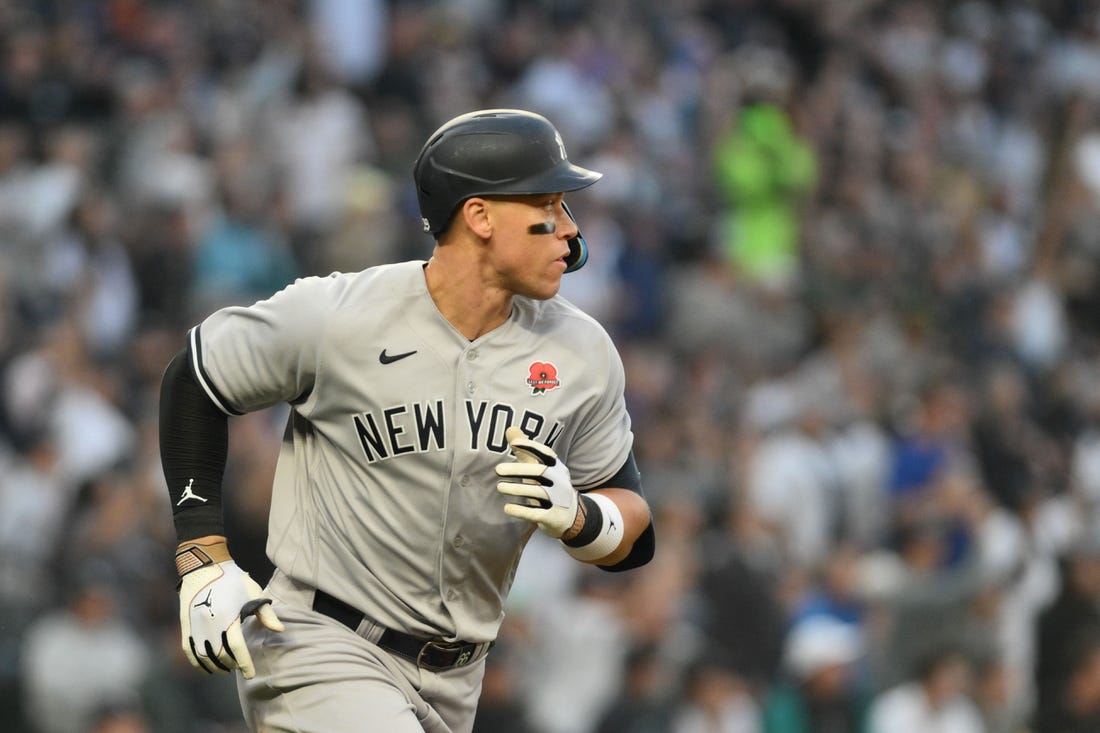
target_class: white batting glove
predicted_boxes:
[495,426,580,539]
[176,541,284,679]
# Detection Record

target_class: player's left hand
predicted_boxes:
[176,540,284,679]
[495,426,580,538]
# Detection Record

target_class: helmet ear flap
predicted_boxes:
[562,201,588,273]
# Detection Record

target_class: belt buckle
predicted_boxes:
[417,639,475,671]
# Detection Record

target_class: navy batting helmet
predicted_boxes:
[413,109,601,272]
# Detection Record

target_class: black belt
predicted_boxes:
[312,589,485,671]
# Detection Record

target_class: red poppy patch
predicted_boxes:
[527,361,561,394]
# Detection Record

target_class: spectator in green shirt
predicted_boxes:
[713,100,817,291]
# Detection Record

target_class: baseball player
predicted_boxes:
[158,109,656,732]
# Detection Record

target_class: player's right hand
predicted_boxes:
[176,539,284,679]
[495,426,580,538]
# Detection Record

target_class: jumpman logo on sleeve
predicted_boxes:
[177,478,209,506]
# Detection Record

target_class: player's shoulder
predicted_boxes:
[279,261,427,303]
[519,295,615,345]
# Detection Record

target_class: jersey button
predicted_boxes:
[465,381,476,395]
[453,535,464,548]
[447,589,459,601]
[459,474,470,487]
[466,349,478,361]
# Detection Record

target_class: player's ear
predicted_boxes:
[460,197,493,240]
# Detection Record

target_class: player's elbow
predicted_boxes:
[598,520,655,572]
[588,488,654,571]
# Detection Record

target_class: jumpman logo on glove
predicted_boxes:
[194,590,215,618]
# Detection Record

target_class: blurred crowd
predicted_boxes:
[5,0,1100,731]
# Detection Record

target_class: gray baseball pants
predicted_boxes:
[236,571,486,732]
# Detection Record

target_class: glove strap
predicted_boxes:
[561,493,625,563]
[175,538,232,576]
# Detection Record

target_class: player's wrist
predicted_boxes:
[559,495,589,543]
[175,536,231,577]
[561,493,625,562]
[173,504,227,547]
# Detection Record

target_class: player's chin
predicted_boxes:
[539,269,565,298]
[518,268,564,300]
[524,281,562,300]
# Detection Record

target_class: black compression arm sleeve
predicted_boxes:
[159,345,229,542]
[591,450,643,494]
[589,450,655,572]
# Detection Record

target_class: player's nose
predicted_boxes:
[555,202,579,240]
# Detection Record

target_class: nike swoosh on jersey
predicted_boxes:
[379,349,418,364]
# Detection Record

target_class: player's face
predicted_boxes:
[485,193,578,300]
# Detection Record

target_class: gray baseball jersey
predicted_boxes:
[190,259,633,643]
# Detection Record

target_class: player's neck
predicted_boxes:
[423,255,513,341]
